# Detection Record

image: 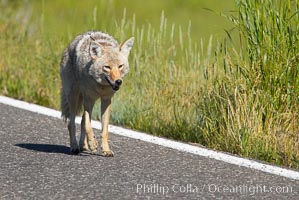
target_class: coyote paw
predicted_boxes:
[88,137,98,153]
[70,147,80,154]
[102,150,114,157]
[80,145,90,153]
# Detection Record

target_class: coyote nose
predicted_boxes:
[115,79,122,86]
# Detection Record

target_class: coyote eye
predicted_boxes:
[103,66,111,70]
[118,64,124,69]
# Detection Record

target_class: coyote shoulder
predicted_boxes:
[60,31,134,156]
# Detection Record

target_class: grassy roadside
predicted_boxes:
[0,0,298,169]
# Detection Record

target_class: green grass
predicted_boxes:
[0,0,298,169]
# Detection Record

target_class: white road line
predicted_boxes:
[0,95,298,180]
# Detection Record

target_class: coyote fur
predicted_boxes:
[60,31,134,156]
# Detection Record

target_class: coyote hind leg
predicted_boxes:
[67,90,81,154]
[68,115,79,154]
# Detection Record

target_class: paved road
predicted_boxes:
[0,103,298,199]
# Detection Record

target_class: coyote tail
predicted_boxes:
[61,89,70,121]
[60,89,83,121]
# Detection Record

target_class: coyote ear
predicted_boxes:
[120,37,134,57]
[90,41,103,60]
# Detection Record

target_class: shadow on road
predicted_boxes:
[15,143,70,154]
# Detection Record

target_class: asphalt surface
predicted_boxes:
[0,103,298,200]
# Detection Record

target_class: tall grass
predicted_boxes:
[0,0,298,168]
[102,0,299,168]
[0,1,59,106]
[201,0,299,167]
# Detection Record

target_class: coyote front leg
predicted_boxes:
[79,98,98,153]
[79,111,99,153]
[101,98,113,157]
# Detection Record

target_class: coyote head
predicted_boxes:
[89,37,134,91]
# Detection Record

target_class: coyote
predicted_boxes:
[60,31,134,156]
